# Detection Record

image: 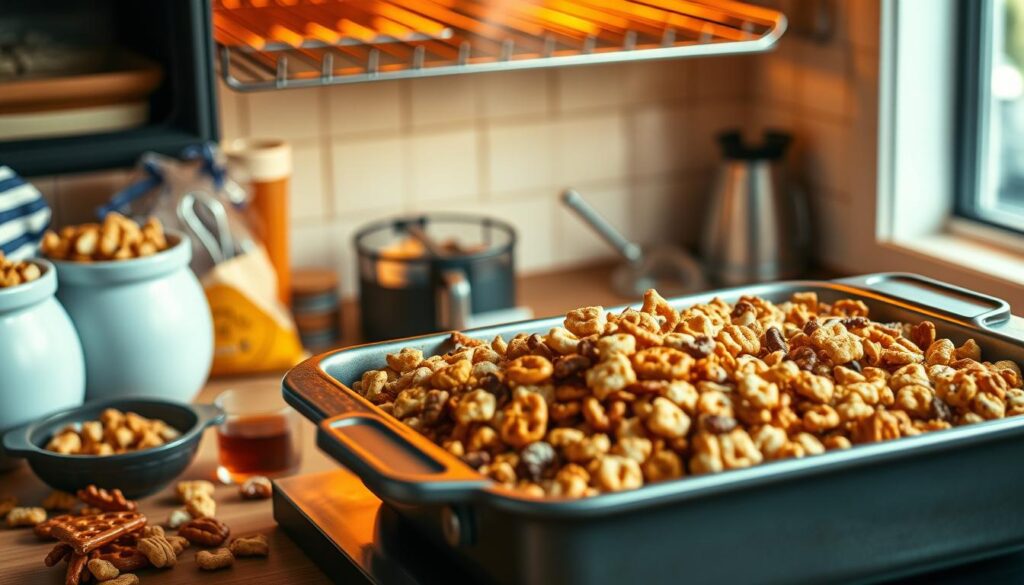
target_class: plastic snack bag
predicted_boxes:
[103,144,304,375]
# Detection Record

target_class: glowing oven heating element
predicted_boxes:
[213,0,786,91]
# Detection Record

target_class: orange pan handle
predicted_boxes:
[284,355,488,505]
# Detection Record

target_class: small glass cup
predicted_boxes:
[214,382,302,484]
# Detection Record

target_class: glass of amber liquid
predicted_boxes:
[214,383,302,484]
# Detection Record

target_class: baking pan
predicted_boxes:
[283,273,1024,585]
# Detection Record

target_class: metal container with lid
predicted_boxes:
[355,214,516,342]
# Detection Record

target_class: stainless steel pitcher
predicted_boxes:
[700,130,808,285]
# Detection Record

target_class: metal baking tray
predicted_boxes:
[283,273,1024,585]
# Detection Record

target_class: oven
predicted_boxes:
[0,0,217,176]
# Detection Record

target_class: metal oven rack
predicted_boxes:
[215,0,787,92]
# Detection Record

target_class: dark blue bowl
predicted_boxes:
[2,398,223,498]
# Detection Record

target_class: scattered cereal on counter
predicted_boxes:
[239,476,272,500]
[229,533,269,558]
[195,547,234,571]
[42,490,77,511]
[184,491,215,519]
[7,506,46,528]
[175,480,215,503]
[167,508,191,529]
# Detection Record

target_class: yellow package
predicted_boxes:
[202,246,305,375]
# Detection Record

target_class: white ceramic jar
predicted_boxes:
[0,259,85,469]
[53,232,213,403]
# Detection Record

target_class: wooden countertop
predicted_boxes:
[0,262,634,585]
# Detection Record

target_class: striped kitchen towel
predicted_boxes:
[0,166,51,260]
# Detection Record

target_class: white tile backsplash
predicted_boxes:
[409,129,480,203]
[630,105,691,178]
[795,40,851,120]
[328,80,403,136]
[624,60,693,105]
[247,87,323,140]
[479,70,551,119]
[797,115,850,200]
[290,140,328,220]
[409,75,478,128]
[485,120,554,196]
[554,114,628,186]
[630,176,708,249]
[557,65,627,113]
[331,135,406,213]
[217,80,246,142]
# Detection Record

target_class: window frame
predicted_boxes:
[955,0,1024,234]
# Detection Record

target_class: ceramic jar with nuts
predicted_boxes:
[0,256,85,470]
[42,215,213,402]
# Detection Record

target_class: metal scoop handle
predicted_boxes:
[561,189,643,263]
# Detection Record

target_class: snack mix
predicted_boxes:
[354,290,1024,498]
[45,409,181,456]
[0,252,41,288]
[13,482,269,584]
[40,213,169,262]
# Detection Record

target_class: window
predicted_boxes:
[958,0,1024,233]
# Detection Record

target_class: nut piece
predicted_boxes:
[196,547,235,571]
[137,534,177,568]
[185,491,216,519]
[229,533,270,557]
[239,476,272,500]
[178,517,231,547]
[42,491,78,511]
[167,508,192,529]
[98,574,139,585]
[7,506,46,527]
[167,535,190,555]
[176,480,215,503]
[87,558,119,580]
[41,215,170,263]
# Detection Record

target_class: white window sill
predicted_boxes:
[884,220,1024,308]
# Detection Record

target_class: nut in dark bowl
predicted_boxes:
[1,398,223,498]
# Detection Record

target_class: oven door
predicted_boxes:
[0,0,217,176]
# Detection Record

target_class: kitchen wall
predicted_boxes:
[37,0,879,298]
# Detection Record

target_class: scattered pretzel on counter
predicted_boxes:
[40,213,169,262]
[25,482,270,584]
[353,289,1024,498]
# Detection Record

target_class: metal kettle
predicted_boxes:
[700,130,808,285]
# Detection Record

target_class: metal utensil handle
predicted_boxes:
[561,189,643,263]
[285,357,488,505]
[834,272,1011,328]
[437,268,472,330]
